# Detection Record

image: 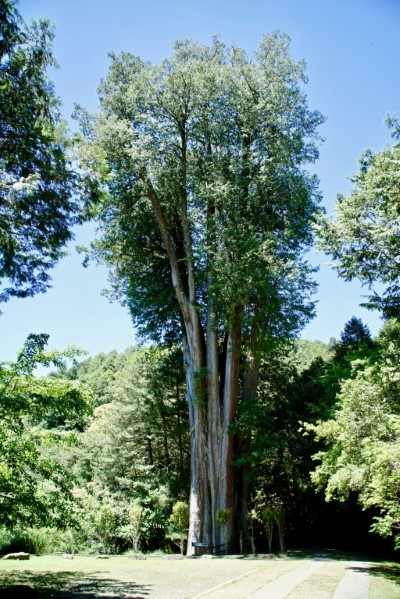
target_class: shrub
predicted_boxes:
[0,527,69,555]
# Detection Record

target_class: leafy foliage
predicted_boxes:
[292,339,332,372]
[53,349,129,406]
[237,318,379,551]
[309,321,400,548]
[63,345,189,550]
[332,316,375,361]
[74,346,189,497]
[0,525,70,555]
[168,501,189,555]
[0,1,97,306]
[76,32,323,345]
[0,334,92,527]
[316,118,400,319]
[121,501,144,552]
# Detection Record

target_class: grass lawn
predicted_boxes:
[368,561,400,599]
[0,554,289,598]
[0,553,399,598]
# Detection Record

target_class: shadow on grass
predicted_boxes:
[0,570,152,598]
[287,548,352,561]
[364,562,400,586]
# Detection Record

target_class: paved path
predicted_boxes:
[198,556,371,599]
[249,558,325,598]
[332,560,370,599]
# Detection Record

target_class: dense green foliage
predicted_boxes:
[309,322,400,548]
[59,345,190,552]
[291,338,332,372]
[307,120,400,551]
[0,1,96,305]
[44,326,395,554]
[2,324,399,554]
[0,334,92,528]
[316,118,400,319]
[77,33,322,342]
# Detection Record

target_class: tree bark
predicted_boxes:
[145,173,244,555]
[217,310,242,552]
[184,335,211,555]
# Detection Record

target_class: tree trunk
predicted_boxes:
[217,312,242,552]
[184,335,212,556]
[184,310,243,555]
[147,180,245,556]
[235,349,260,553]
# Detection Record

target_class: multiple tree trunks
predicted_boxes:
[182,308,245,555]
[147,177,245,553]
[86,35,322,556]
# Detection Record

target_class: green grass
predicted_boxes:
[0,554,282,598]
[369,561,400,599]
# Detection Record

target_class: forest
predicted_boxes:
[1,0,400,559]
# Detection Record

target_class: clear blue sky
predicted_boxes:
[1,0,399,361]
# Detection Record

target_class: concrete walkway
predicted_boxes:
[199,556,372,599]
[332,561,370,599]
[249,558,325,598]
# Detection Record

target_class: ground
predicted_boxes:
[0,550,399,598]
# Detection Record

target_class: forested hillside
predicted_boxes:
[3,327,397,556]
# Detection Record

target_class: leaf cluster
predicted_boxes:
[316,118,400,319]
[0,1,95,305]
[0,334,93,527]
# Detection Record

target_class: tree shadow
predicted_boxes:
[0,570,152,598]
[287,548,351,561]
[362,562,400,586]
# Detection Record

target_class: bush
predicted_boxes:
[0,528,14,554]
[0,527,69,555]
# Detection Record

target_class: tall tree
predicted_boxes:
[79,34,323,553]
[333,316,374,360]
[316,117,400,319]
[0,0,93,305]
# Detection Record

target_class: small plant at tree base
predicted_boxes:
[257,497,286,554]
[168,501,189,555]
[273,504,286,553]
[216,508,231,528]
[66,529,75,556]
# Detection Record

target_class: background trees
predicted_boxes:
[64,345,189,551]
[309,322,400,549]
[2,327,396,555]
[0,334,92,527]
[79,33,323,553]
[309,119,400,551]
